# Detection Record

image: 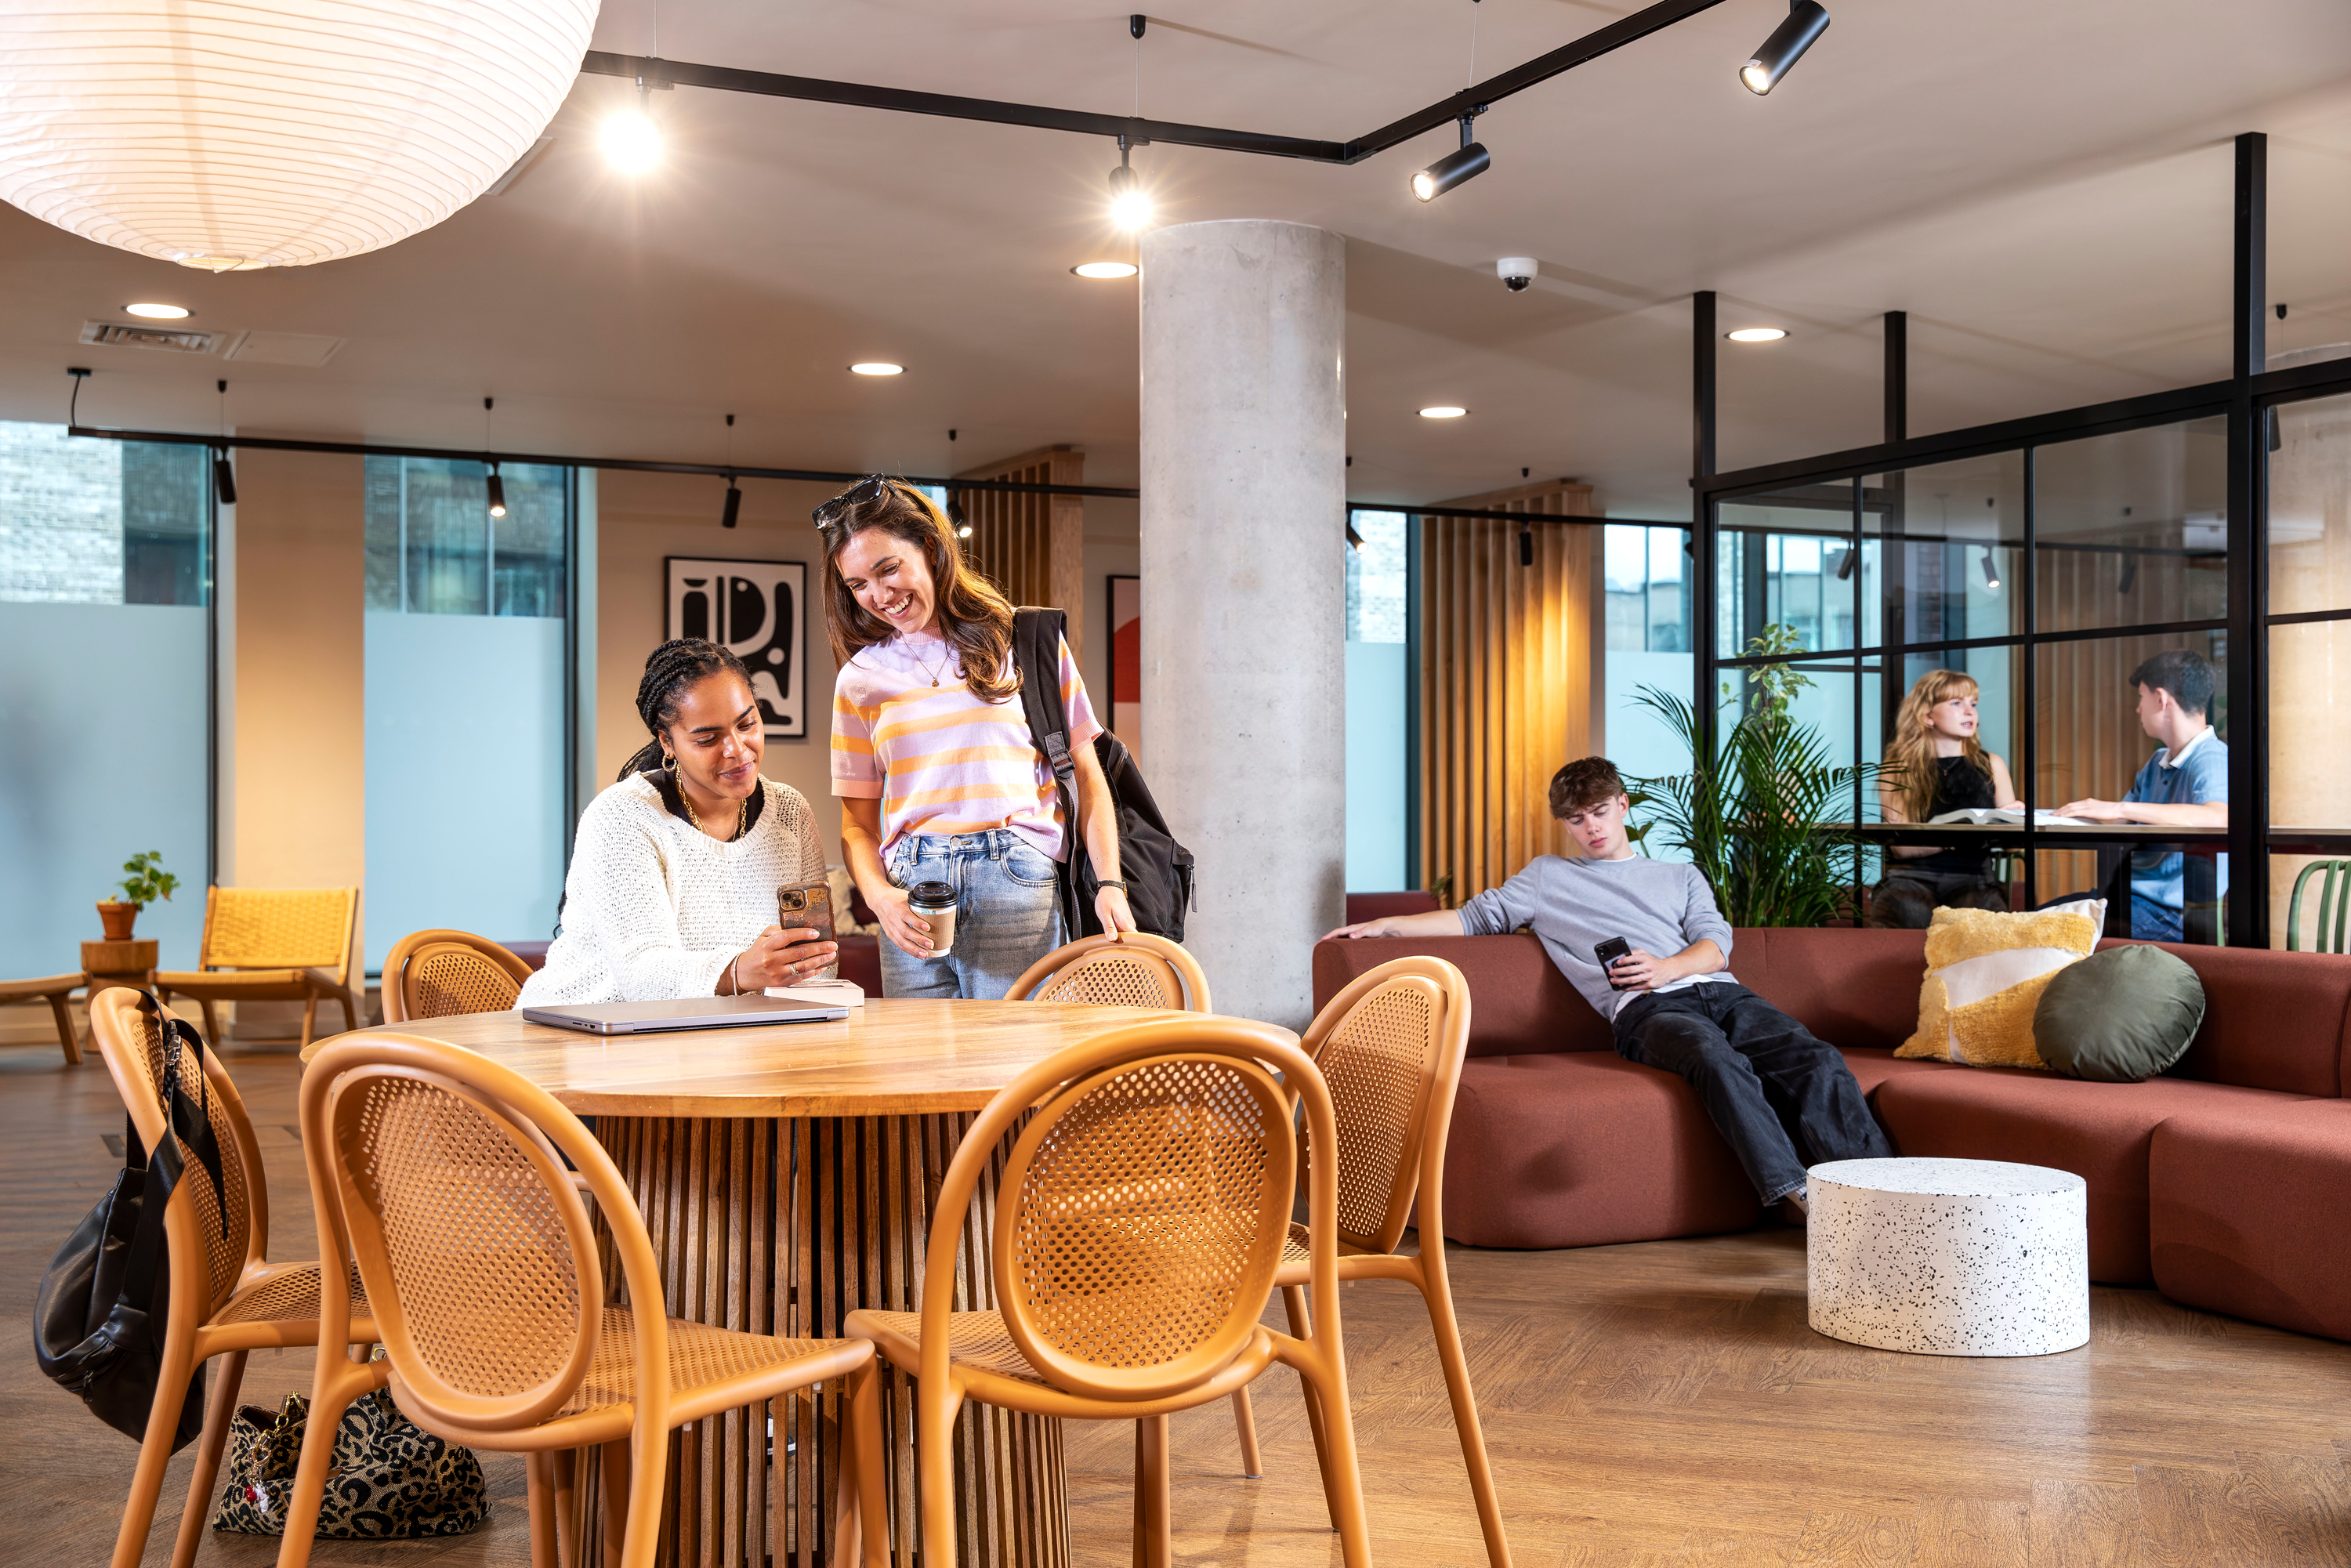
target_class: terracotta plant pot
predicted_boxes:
[97,901,139,941]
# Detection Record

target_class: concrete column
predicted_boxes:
[1140,220,1346,1029]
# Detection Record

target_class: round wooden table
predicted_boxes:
[314,998,1291,1568]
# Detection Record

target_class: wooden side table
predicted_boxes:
[82,939,159,994]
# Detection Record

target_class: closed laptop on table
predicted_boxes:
[521,995,850,1034]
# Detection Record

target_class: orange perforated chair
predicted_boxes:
[83,987,379,1568]
[154,885,364,1049]
[287,1034,886,1568]
[1230,954,1512,1568]
[381,929,534,1023]
[846,1016,1372,1568]
[1004,930,1212,1012]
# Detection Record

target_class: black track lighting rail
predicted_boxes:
[578,0,1730,166]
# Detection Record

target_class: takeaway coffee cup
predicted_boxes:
[908,881,958,956]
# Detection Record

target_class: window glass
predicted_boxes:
[1863,454,2023,657]
[362,457,572,966]
[1345,510,1407,889]
[2269,389,2351,617]
[364,457,567,617]
[1717,483,1857,656]
[0,422,210,972]
[2034,418,2226,633]
[1605,525,1696,835]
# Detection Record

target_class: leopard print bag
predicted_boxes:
[212,1388,490,1539]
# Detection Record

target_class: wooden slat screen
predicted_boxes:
[951,445,1087,662]
[1417,480,1603,904]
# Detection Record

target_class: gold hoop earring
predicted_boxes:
[663,751,677,775]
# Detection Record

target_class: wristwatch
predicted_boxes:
[1096,879,1130,893]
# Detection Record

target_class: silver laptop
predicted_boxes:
[522,994,851,1035]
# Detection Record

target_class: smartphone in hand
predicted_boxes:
[1593,936,1632,990]
[777,881,836,944]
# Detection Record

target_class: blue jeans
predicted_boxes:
[879,829,1067,1001]
[2131,891,2184,943]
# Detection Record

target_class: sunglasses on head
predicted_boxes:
[812,474,900,531]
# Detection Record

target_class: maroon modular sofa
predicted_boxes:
[1313,927,2351,1342]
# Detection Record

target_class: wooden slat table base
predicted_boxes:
[578,1111,1067,1568]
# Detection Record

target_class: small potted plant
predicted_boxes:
[98,851,179,941]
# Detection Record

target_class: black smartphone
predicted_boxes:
[1593,936,1632,990]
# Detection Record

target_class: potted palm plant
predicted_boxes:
[98,851,179,941]
[1630,626,1882,928]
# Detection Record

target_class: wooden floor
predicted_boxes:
[9,1039,2351,1567]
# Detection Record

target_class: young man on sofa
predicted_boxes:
[1327,755,1890,1217]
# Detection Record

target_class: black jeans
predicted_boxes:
[1612,983,1891,1204]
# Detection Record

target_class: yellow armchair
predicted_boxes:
[154,885,363,1049]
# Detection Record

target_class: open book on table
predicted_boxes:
[1924,808,2097,827]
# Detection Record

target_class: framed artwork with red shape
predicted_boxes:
[1107,574,1140,754]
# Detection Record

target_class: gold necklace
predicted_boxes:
[911,636,955,688]
[679,783,748,842]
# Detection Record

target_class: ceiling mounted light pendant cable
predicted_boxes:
[1413,109,1490,202]
[1741,0,1830,95]
[722,413,741,528]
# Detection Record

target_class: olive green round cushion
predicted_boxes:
[2034,943,2206,1082]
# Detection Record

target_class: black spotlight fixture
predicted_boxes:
[722,477,741,528]
[1834,546,1857,581]
[2117,553,2139,594]
[1518,527,1534,567]
[1412,109,1490,202]
[1741,1,1830,96]
[1979,546,2000,592]
[485,462,507,519]
[1346,519,1365,552]
[211,445,237,506]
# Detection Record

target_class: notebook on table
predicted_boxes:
[521,994,852,1035]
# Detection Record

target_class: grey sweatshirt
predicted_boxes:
[1456,854,1737,1020]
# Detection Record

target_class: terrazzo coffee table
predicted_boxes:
[1807,1157,2089,1356]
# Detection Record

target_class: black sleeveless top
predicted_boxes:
[1910,755,1996,877]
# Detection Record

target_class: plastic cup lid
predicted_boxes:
[909,880,957,907]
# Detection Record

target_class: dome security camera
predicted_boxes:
[1498,256,1537,292]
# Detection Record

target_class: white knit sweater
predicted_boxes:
[519,774,830,1005]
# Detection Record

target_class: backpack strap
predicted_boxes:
[1011,607,1087,936]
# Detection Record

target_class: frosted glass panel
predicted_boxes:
[1345,640,1406,890]
[364,611,566,967]
[0,603,209,972]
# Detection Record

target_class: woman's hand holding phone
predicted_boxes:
[729,925,839,990]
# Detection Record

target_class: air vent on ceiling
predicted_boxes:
[81,320,220,353]
[226,331,345,368]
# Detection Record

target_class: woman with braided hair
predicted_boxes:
[820,476,1134,999]
[518,638,839,1005]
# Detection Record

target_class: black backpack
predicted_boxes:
[34,991,224,1450]
[1012,607,1197,941]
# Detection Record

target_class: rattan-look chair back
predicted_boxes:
[324,1061,601,1432]
[382,929,534,1023]
[296,1036,887,1568]
[1005,932,1212,1012]
[90,987,265,1317]
[1299,958,1466,1255]
[87,987,381,1568]
[201,885,358,980]
[995,1048,1293,1400]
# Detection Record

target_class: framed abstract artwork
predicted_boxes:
[1107,573,1140,745]
[665,557,808,737]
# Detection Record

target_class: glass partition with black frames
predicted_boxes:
[1697,314,2351,946]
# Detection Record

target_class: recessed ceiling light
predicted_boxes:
[849,363,904,376]
[1419,406,1468,419]
[123,302,190,320]
[1726,327,1788,342]
[1071,262,1139,279]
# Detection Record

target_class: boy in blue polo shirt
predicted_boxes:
[2056,650,2228,940]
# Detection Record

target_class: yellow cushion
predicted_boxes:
[1896,905,2102,1070]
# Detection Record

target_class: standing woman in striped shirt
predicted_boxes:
[820,477,1135,998]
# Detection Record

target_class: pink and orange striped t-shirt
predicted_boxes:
[829,631,1102,859]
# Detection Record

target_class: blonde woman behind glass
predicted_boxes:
[1867,668,2021,929]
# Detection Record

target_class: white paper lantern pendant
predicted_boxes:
[0,0,603,269]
